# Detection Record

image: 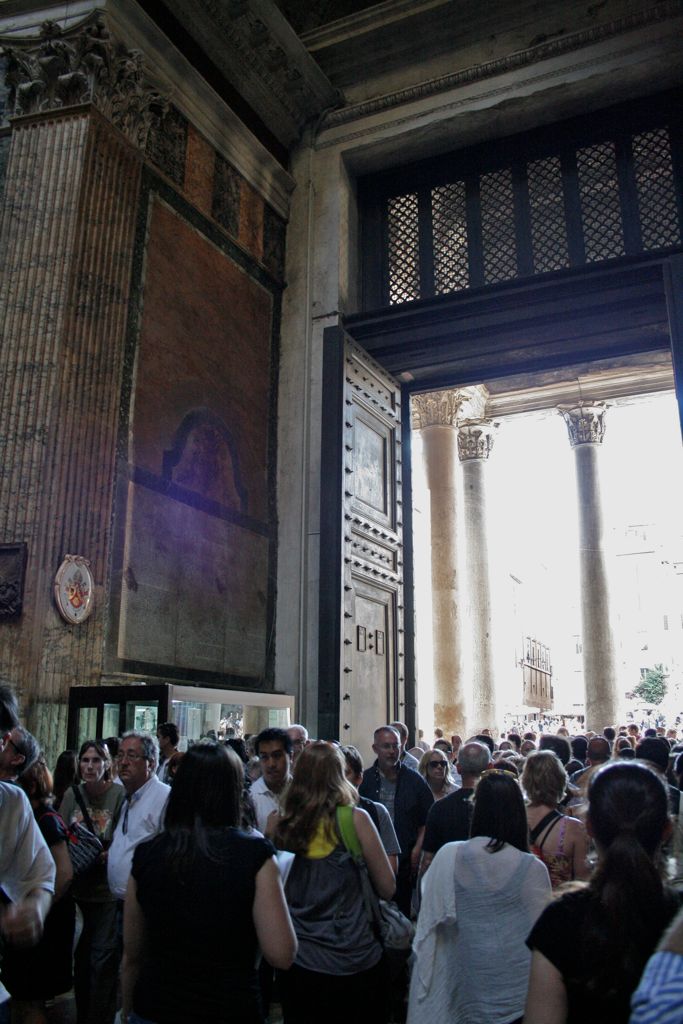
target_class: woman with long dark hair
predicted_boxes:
[274,742,396,1024]
[524,760,679,1024]
[121,740,296,1024]
[407,769,551,1023]
[51,749,78,811]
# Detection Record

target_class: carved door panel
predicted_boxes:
[349,582,396,762]
[319,326,409,764]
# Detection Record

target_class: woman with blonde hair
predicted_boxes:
[522,750,589,889]
[418,748,455,800]
[274,741,395,1024]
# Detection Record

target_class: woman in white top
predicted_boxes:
[408,769,551,1024]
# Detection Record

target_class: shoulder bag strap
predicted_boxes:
[336,806,384,943]
[528,808,562,846]
[71,784,99,836]
[336,804,363,858]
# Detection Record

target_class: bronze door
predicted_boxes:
[318,326,411,761]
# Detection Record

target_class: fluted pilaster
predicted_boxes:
[0,18,146,755]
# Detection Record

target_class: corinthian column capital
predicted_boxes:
[411,385,488,430]
[457,421,496,461]
[560,405,608,447]
[2,17,167,148]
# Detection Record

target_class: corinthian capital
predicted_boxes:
[411,385,488,430]
[2,17,166,148]
[560,405,608,447]
[457,421,496,461]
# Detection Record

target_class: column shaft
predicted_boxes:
[573,443,619,728]
[562,406,618,729]
[461,455,496,732]
[420,424,466,736]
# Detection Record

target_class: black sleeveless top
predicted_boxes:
[132,828,274,1023]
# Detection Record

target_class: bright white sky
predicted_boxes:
[487,392,683,578]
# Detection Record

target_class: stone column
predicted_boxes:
[561,405,619,730]
[412,391,470,736]
[458,421,497,734]
[0,18,164,755]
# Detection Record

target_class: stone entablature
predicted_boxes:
[0,0,294,221]
[160,0,340,149]
[0,14,287,280]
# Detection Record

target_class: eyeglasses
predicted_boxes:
[428,760,447,769]
[116,751,146,763]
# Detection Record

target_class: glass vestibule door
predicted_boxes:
[67,683,295,750]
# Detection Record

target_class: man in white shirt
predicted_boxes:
[250,727,292,834]
[107,731,170,901]
[0,684,55,1022]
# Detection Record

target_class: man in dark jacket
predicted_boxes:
[359,725,433,916]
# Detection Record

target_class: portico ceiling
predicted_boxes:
[140,0,683,161]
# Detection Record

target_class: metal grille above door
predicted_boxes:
[361,91,683,310]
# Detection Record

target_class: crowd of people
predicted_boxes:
[2,685,683,1024]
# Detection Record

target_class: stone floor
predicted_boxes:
[43,994,75,1023]
[40,996,286,1023]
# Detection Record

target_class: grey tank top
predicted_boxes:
[285,845,383,975]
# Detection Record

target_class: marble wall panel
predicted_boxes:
[184,124,214,218]
[239,177,264,263]
[263,204,287,279]
[131,197,273,520]
[146,105,188,189]
[117,194,275,681]
[212,154,241,238]
[119,483,268,678]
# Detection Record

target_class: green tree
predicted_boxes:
[634,664,668,706]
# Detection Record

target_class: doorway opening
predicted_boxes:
[410,352,683,740]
